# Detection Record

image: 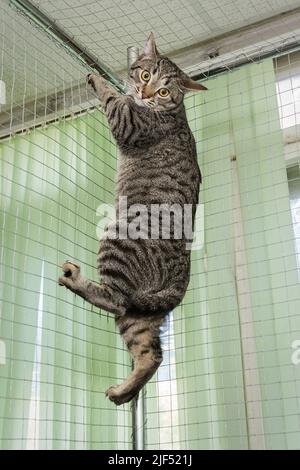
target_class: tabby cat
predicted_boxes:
[58,33,206,405]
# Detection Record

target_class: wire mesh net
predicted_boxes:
[26,0,300,73]
[0,0,300,450]
[145,61,300,449]
[0,1,132,450]
[8,0,300,85]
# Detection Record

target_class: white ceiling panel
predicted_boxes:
[2,0,300,132]
[30,0,300,70]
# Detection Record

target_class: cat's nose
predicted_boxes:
[141,86,154,99]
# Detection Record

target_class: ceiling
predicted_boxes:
[0,1,86,114]
[2,0,300,130]
[30,0,300,70]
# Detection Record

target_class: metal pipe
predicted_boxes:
[191,40,300,82]
[127,44,145,451]
[9,0,125,92]
[127,47,139,76]
[132,388,145,450]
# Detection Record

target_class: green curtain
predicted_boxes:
[145,59,300,450]
[1,58,300,451]
[0,110,132,449]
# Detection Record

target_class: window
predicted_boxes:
[287,164,300,280]
[275,52,300,130]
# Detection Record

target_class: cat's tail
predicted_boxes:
[106,311,165,405]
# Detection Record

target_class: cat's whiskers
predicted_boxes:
[142,97,156,109]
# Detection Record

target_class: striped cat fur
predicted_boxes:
[58,33,206,405]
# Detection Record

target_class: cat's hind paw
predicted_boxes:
[58,261,81,287]
[105,385,136,406]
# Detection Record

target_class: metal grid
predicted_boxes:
[0,0,300,451]
[29,0,300,72]
[0,1,88,111]
[143,57,300,449]
[0,2,132,449]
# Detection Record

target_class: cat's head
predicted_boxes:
[129,33,207,112]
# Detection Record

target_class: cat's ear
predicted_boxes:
[181,76,208,92]
[143,32,159,58]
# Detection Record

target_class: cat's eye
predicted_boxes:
[141,70,151,82]
[158,88,169,97]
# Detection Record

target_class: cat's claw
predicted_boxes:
[87,73,97,91]
[58,261,81,286]
[105,386,122,405]
[105,385,136,406]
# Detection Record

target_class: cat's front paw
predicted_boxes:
[58,261,81,287]
[87,73,97,91]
